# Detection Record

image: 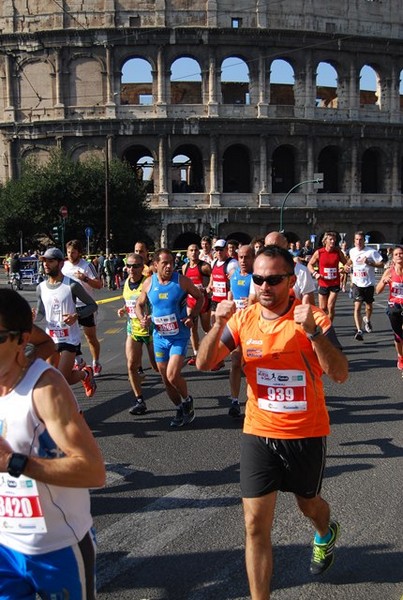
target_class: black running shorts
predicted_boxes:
[240,434,327,499]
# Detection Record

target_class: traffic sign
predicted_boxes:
[85,227,94,238]
[60,205,68,218]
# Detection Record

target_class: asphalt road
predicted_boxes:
[2,275,402,600]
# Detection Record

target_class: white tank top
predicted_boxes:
[0,359,93,554]
[38,277,81,345]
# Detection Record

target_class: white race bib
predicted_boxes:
[0,475,47,533]
[257,368,307,413]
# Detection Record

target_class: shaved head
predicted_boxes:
[264,231,288,249]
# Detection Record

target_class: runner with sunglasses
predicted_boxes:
[117,253,157,415]
[197,245,348,600]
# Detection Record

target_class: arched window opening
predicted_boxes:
[221,57,250,105]
[170,57,202,104]
[316,62,338,108]
[173,232,201,250]
[366,231,385,244]
[271,146,296,193]
[270,59,294,106]
[171,145,204,192]
[359,65,378,108]
[226,232,252,245]
[222,145,251,192]
[361,148,381,193]
[122,145,154,193]
[121,58,153,105]
[317,146,340,193]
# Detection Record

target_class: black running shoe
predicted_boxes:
[170,406,184,427]
[182,396,195,425]
[129,399,147,415]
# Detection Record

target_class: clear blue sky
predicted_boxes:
[122,57,396,91]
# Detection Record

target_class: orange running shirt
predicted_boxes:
[226,299,332,439]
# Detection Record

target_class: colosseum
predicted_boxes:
[0,0,403,248]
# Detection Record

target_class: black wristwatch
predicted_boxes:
[307,325,323,341]
[7,453,29,478]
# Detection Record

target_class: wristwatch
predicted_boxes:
[307,325,323,341]
[7,453,29,478]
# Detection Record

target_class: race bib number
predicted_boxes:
[323,267,337,281]
[257,368,307,413]
[48,327,69,341]
[391,282,403,299]
[126,299,137,318]
[234,297,248,310]
[154,313,180,336]
[0,475,47,533]
[353,265,368,282]
[213,281,227,298]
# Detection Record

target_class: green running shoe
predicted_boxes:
[310,520,340,575]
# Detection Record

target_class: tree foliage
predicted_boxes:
[0,150,155,253]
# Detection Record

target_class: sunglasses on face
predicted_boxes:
[126,263,142,269]
[0,330,20,344]
[252,274,292,286]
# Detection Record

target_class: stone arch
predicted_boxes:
[366,230,385,243]
[315,62,338,108]
[21,146,51,166]
[271,145,296,193]
[67,54,105,106]
[361,147,383,193]
[173,231,201,250]
[221,56,250,105]
[226,231,251,245]
[16,58,55,116]
[269,59,295,105]
[170,56,202,104]
[121,57,153,105]
[70,144,104,163]
[359,64,379,108]
[122,144,155,193]
[222,144,251,192]
[171,144,204,193]
[317,145,341,193]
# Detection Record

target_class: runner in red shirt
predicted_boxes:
[308,231,347,321]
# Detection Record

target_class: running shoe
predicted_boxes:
[129,399,147,415]
[182,396,195,425]
[170,406,184,427]
[363,316,373,333]
[82,366,97,398]
[137,367,146,380]
[73,357,86,371]
[397,356,403,371]
[187,357,197,366]
[93,362,102,377]
[310,520,340,575]
[228,402,241,417]
[354,330,364,341]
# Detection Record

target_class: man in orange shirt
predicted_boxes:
[197,245,348,600]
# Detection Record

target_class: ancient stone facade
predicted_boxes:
[1,0,403,248]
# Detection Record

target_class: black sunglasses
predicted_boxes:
[0,330,20,344]
[126,263,142,269]
[252,274,292,286]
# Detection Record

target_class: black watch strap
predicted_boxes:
[7,453,29,478]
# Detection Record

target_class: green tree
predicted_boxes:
[0,150,154,253]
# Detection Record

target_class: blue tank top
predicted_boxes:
[230,267,253,310]
[148,271,189,339]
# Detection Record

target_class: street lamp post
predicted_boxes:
[104,138,110,256]
[279,178,324,233]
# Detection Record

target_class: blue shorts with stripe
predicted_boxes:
[0,528,96,600]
